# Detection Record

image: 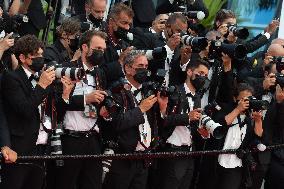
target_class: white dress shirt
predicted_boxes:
[130,84,152,151]
[64,63,99,132]
[167,83,201,146]
[218,115,247,168]
[22,66,51,145]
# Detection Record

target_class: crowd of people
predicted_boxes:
[0,0,283,189]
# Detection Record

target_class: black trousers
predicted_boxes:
[0,161,45,189]
[159,146,195,189]
[0,144,46,189]
[215,165,243,189]
[103,159,148,189]
[265,159,284,189]
[52,134,102,189]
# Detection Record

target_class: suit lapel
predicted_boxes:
[16,67,33,94]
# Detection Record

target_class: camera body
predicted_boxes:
[209,39,248,60]
[142,69,176,98]
[180,32,208,53]
[275,73,284,88]
[246,96,269,111]
[227,24,249,40]
[273,56,284,73]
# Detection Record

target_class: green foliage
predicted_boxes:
[200,0,227,29]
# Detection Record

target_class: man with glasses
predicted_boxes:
[53,30,108,189]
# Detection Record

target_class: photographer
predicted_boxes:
[53,30,108,189]
[103,51,166,189]
[104,3,134,63]
[74,0,107,31]
[214,9,279,53]
[264,84,284,189]
[212,83,264,189]
[0,35,73,189]
[158,59,210,189]
[43,18,81,65]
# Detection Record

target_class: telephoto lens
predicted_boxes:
[102,148,115,182]
[199,115,226,139]
[180,34,208,52]
[50,126,64,166]
[227,25,249,39]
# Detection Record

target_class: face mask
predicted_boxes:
[87,49,105,66]
[88,14,103,27]
[190,74,207,91]
[114,27,129,40]
[69,37,79,52]
[28,57,45,72]
[133,68,149,84]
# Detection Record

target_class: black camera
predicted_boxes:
[209,39,248,60]
[180,32,208,53]
[246,96,269,111]
[142,69,176,98]
[227,24,249,40]
[275,73,284,88]
[0,13,28,33]
[46,61,85,81]
[273,56,284,72]
[101,78,127,113]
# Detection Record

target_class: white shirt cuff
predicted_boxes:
[263,32,271,39]
[180,59,190,71]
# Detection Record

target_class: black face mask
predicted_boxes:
[133,68,149,84]
[190,74,207,91]
[114,27,129,40]
[28,57,45,72]
[69,37,79,52]
[87,49,105,66]
[88,14,103,27]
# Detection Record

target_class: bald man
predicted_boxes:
[267,43,284,56]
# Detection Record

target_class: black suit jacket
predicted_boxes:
[0,74,10,147]
[1,67,49,155]
[131,0,156,28]
[26,0,47,30]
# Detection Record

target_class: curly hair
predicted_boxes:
[56,18,81,37]
[13,35,44,59]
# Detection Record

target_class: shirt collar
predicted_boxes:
[22,66,33,79]
[162,31,166,40]
[130,81,142,93]
[184,83,195,96]
[150,28,156,34]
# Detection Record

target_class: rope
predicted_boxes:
[1,143,283,162]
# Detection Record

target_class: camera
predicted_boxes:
[199,102,225,139]
[275,73,284,88]
[50,125,64,167]
[144,47,167,61]
[246,96,269,111]
[273,56,284,72]
[209,39,248,60]
[0,13,28,33]
[180,32,208,53]
[46,61,85,81]
[227,24,249,40]
[142,69,177,98]
[199,115,225,139]
[101,78,127,114]
[183,11,205,20]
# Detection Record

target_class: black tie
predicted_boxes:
[133,89,142,97]
[29,74,39,82]
[186,92,201,109]
[193,94,201,109]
